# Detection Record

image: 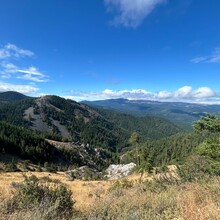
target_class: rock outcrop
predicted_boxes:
[105,163,136,180]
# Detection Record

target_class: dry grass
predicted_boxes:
[0,172,111,212]
[0,172,220,219]
[84,178,220,220]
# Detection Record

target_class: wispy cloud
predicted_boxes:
[17,67,49,82]
[0,81,39,94]
[0,63,48,82]
[0,43,34,59]
[105,0,166,28]
[0,43,49,84]
[191,48,220,63]
[64,86,220,104]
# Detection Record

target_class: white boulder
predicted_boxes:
[105,163,136,180]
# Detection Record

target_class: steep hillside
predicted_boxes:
[0,121,111,171]
[96,108,181,141]
[83,99,220,130]
[23,95,128,151]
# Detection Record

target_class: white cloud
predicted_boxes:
[0,43,48,94]
[0,43,34,59]
[0,81,39,94]
[65,86,220,104]
[17,67,49,82]
[0,49,10,59]
[0,43,48,83]
[101,88,152,99]
[1,62,18,73]
[193,87,214,98]
[157,91,172,98]
[0,63,48,82]
[105,0,166,28]
[191,48,220,63]
[174,86,192,98]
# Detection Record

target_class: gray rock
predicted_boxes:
[105,163,136,180]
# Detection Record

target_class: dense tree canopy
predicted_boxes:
[193,113,220,133]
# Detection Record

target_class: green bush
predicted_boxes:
[197,137,220,161]
[177,155,213,182]
[4,162,19,172]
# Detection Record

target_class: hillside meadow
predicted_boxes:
[0,171,220,220]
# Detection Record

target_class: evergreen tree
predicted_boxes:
[129,132,140,166]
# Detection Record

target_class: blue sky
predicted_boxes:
[0,0,220,103]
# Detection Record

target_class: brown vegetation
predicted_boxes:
[0,172,220,219]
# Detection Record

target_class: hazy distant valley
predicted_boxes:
[83,98,220,130]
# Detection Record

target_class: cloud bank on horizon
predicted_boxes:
[65,86,220,104]
[105,0,166,28]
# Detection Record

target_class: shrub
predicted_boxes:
[177,155,213,182]
[6,175,74,219]
[5,161,19,172]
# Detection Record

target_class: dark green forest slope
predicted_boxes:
[0,121,112,170]
[97,108,181,141]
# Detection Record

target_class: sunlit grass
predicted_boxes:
[0,172,220,219]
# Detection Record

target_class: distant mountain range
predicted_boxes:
[82,98,220,130]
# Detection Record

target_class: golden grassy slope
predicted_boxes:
[0,172,220,220]
[0,172,112,212]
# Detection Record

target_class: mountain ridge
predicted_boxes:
[0,91,33,102]
[82,98,220,130]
